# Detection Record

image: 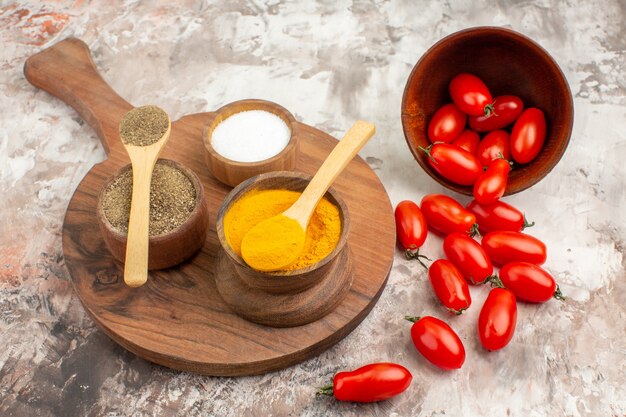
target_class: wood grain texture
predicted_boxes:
[24,37,133,155]
[401,26,574,195]
[24,38,396,376]
[215,246,354,327]
[202,99,299,187]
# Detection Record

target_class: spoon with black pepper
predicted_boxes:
[119,105,171,287]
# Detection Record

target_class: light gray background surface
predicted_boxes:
[0,1,624,416]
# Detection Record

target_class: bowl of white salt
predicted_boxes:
[202,99,299,187]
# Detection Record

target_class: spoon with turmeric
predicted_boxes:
[119,105,171,287]
[240,120,376,272]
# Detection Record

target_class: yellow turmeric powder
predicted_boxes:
[224,189,341,271]
[241,214,306,271]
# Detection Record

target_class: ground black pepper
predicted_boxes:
[119,105,169,146]
[102,162,196,236]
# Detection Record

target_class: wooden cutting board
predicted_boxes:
[24,38,396,376]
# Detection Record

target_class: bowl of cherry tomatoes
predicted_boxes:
[401,26,574,196]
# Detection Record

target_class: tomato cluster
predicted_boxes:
[314,74,555,404]
[321,169,562,404]
[394,190,564,369]
[423,73,547,202]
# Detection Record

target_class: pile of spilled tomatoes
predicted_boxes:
[316,74,559,404]
[317,191,562,403]
[395,192,563,371]
[422,73,547,203]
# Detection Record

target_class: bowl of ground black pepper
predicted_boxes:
[97,159,209,270]
[202,99,299,187]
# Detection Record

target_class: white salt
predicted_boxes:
[211,110,291,162]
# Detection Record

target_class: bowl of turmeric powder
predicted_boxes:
[216,171,350,295]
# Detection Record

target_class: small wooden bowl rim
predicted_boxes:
[401,26,574,195]
[215,171,351,277]
[202,99,299,168]
[96,158,206,243]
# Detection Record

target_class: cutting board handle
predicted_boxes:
[24,38,133,156]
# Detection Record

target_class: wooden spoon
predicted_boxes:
[120,106,171,287]
[241,120,376,272]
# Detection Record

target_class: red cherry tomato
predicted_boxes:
[510,108,546,164]
[478,288,517,351]
[467,200,535,234]
[452,129,480,154]
[428,259,471,314]
[473,158,511,204]
[449,73,493,116]
[405,315,465,370]
[499,262,564,303]
[395,200,429,263]
[318,363,412,402]
[421,194,478,236]
[482,231,547,266]
[427,103,467,143]
[476,130,511,167]
[420,143,482,186]
[443,233,493,284]
[469,95,524,132]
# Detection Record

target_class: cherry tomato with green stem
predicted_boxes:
[478,287,517,351]
[443,233,493,284]
[476,130,511,167]
[467,200,535,234]
[469,95,524,132]
[452,129,480,154]
[496,262,565,303]
[421,194,479,236]
[449,73,494,116]
[510,108,546,164]
[427,103,467,143]
[419,144,482,186]
[473,158,511,204]
[482,231,547,266]
[428,259,472,314]
[395,200,430,267]
[317,363,412,402]
[404,315,465,370]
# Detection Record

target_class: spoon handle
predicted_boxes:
[123,155,159,287]
[286,120,375,228]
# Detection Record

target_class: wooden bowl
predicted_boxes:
[216,171,350,295]
[401,26,574,195]
[202,99,299,187]
[96,159,209,270]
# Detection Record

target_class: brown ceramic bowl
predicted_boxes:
[401,26,574,195]
[97,159,209,270]
[215,171,350,295]
[202,99,299,187]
